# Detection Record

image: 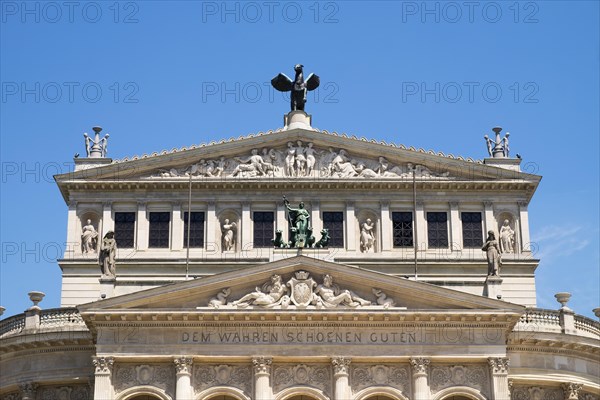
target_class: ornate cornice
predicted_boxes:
[410,357,430,375]
[332,356,351,376]
[488,357,509,374]
[252,356,272,375]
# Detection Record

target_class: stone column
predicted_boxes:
[252,356,272,400]
[19,382,38,400]
[415,201,426,251]
[277,202,288,243]
[66,200,78,257]
[136,202,149,250]
[346,202,356,251]
[92,356,114,400]
[380,201,392,251]
[449,202,461,251]
[242,202,252,250]
[172,202,183,251]
[174,356,193,400]
[102,202,114,235]
[311,200,322,237]
[410,357,430,400]
[562,383,582,400]
[206,201,217,252]
[518,202,531,252]
[488,357,510,400]
[332,357,351,400]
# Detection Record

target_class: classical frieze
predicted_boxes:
[429,364,489,396]
[114,363,174,396]
[350,364,410,394]
[193,364,252,395]
[146,143,451,180]
[37,384,90,400]
[273,364,331,395]
[512,385,565,400]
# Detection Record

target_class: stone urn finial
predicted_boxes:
[27,291,45,311]
[0,306,5,317]
[593,307,600,319]
[554,292,572,312]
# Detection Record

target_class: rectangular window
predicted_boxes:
[184,212,205,248]
[114,212,135,248]
[392,212,413,247]
[462,212,483,248]
[323,211,344,247]
[427,212,448,248]
[149,212,170,248]
[253,211,274,248]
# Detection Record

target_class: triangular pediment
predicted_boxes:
[78,256,524,313]
[57,127,539,183]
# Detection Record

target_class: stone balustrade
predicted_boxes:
[514,307,600,339]
[0,307,88,338]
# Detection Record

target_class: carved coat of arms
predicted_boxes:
[286,271,316,307]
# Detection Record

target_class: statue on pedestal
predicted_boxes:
[84,126,109,158]
[271,64,320,111]
[360,218,375,253]
[221,219,237,252]
[99,231,117,279]
[482,231,502,276]
[484,127,511,158]
[499,219,515,253]
[283,196,314,248]
[81,219,98,253]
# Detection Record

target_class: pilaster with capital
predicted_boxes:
[206,201,217,252]
[346,202,356,251]
[449,202,461,251]
[415,201,426,251]
[562,383,582,400]
[488,357,510,400]
[66,200,78,257]
[410,357,430,400]
[253,356,272,400]
[172,202,183,251]
[174,356,193,400]
[517,202,531,252]
[242,202,252,249]
[332,357,351,400]
[277,201,288,244]
[311,200,322,237]
[136,202,148,250]
[19,382,38,400]
[483,201,496,238]
[102,202,114,236]
[380,201,392,251]
[92,356,114,400]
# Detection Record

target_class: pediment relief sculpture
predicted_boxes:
[205,271,397,309]
[146,143,451,180]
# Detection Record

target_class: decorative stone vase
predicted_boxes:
[593,307,600,319]
[554,292,572,310]
[27,291,45,310]
[0,306,5,317]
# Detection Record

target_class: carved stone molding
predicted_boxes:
[114,363,174,395]
[350,364,410,394]
[92,356,114,374]
[449,201,459,208]
[483,201,493,208]
[410,358,430,375]
[512,385,564,400]
[579,393,600,400]
[488,357,509,375]
[193,364,252,395]
[332,357,351,376]
[18,382,38,398]
[273,364,331,395]
[36,385,90,400]
[561,383,582,400]
[0,393,20,400]
[252,357,272,376]
[174,356,193,375]
[429,364,489,396]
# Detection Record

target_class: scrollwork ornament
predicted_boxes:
[92,356,114,374]
[488,357,509,374]
[332,357,351,375]
[252,357,272,375]
[174,357,193,374]
[410,358,430,375]
[19,382,38,398]
[562,383,583,400]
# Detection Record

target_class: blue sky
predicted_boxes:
[1,1,598,318]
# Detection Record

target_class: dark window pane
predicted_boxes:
[462,212,483,248]
[114,212,135,248]
[184,212,205,248]
[427,212,448,248]
[323,211,344,247]
[149,212,170,248]
[253,211,274,248]
[392,212,413,247]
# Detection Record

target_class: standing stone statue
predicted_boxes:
[283,197,314,248]
[482,231,502,276]
[221,219,237,252]
[84,126,110,158]
[360,218,375,253]
[98,231,117,279]
[271,64,320,111]
[81,219,98,253]
[484,127,510,158]
[499,219,515,253]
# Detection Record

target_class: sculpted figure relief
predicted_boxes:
[360,218,375,253]
[482,231,502,276]
[98,231,117,278]
[499,219,515,253]
[221,219,237,252]
[231,274,288,308]
[315,274,372,308]
[81,219,98,253]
